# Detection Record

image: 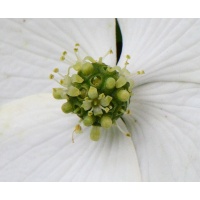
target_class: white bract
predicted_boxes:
[0,19,200,181]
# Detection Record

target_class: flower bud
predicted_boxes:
[116,76,127,88]
[83,115,95,126]
[61,102,73,113]
[88,86,98,99]
[81,62,94,75]
[53,88,64,99]
[117,90,130,102]
[100,116,112,128]
[105,77,116,89]
[90,126,101,141]
[67,86,80,97]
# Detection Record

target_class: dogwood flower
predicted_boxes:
[0,19,200,181]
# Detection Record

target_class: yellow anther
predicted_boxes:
[74,48,78,52]
[126,109,131,114]
[126,133,131,137]
[60,79,64,85]
[137,70,145,75]
[88,110,93,116]
[124,55,131,68]
[72,124,82,143]
[49,74,54,79]
[60,55,65,61]
[75,43,80,47]
[63,51,67,55]
[109,49,113,54]
[53,68,59,73]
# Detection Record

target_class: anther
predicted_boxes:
[137,70,145,75]
[63,51,67,55]
[72,124,82,143]
[124,55,131,68]
[49,74,54,79]
[53,68,59,73]
[60,55,65,61]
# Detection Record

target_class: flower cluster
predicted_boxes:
[50,44,144,141]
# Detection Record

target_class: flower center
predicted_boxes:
[50,44,144,142]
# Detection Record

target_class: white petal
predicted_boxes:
[0,93,140,181]
[0,19,116,105]
[124,82,200,181]
[118,19,200,86]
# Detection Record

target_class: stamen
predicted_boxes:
[74,44,82,61]
[116,120,131,138]
[53,68,65,78]
[49,74,61,85]
[83,56,96,63]
[124,55,131,68]
[98,49,113,63]
[72,124,82,143]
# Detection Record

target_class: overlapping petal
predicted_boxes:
[0,19,116,105]
[118,19,200,86]
[0,94,141,181]
[124,82,200,181]
[117,19,200,181]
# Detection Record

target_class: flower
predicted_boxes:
[0,19,200,181]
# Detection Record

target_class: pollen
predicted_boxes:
[50,44,144,142]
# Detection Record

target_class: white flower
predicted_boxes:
[0,19,200,181]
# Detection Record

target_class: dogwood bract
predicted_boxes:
[0,19,200,181]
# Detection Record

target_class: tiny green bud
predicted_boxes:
[116,76,127,88]
[100,116,112,128]
[72,62,82,71]
[90,126,101,141]
[81,62,94,75]
[88,86,98,99]
[61,102,73,113]
[83,115,95,126]
[53,88,64,99]
[71,74,84,83]
[100,95,112,107]
[105,77,116,89]
[67,86,80,97]
[81,100,92,111]
[117,90,130,102]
